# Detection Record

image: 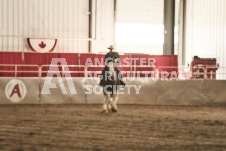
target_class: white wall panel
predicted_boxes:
[0,0,114,53]
[116,0,163,24]
[91,0,115,53]
[0,0,89,53]
[115,0,164,54]
[185,0,226,79]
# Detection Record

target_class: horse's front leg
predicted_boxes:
[111,94,118,112]
[107,93,112,113]
[102,94,109,114]
[102,92,112,114]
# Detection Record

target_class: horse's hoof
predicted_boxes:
[101,110,106,113]
[111,107,117,113]
[101,110,108,114]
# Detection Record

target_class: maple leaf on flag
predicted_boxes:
[39,41,46,48]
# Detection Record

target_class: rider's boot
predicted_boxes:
[116,69,125,87]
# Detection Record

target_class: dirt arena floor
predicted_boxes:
[0,104,226,151]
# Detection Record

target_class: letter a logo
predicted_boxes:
[10,84,21,97]
[5,79,27,103]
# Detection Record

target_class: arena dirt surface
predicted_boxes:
[0,104,226,151]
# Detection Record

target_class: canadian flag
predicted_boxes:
[27,38,57,53]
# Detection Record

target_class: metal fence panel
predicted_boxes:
[40,78,86,104]
[0,78,40,104]
[155,80,205,104]
[85,78,103,104]
[117,78,157,104]
[204,80,226,103]
[1,77,226,105]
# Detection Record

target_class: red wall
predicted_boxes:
[0,52,178,77]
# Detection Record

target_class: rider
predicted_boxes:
[99,45,125,87]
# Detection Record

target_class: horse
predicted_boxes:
[101,61,119,114]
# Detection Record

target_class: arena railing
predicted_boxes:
[206,66,226,80]
[157,66,207,80]
[1,64,225,80]
[40,64,156,78]
[0,64,40,77]
[156,66,179,79]
[40,65,86,77]
[86,65,156,78]
[156,65,225,80]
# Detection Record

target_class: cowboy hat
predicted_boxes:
[107,45,114,49]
